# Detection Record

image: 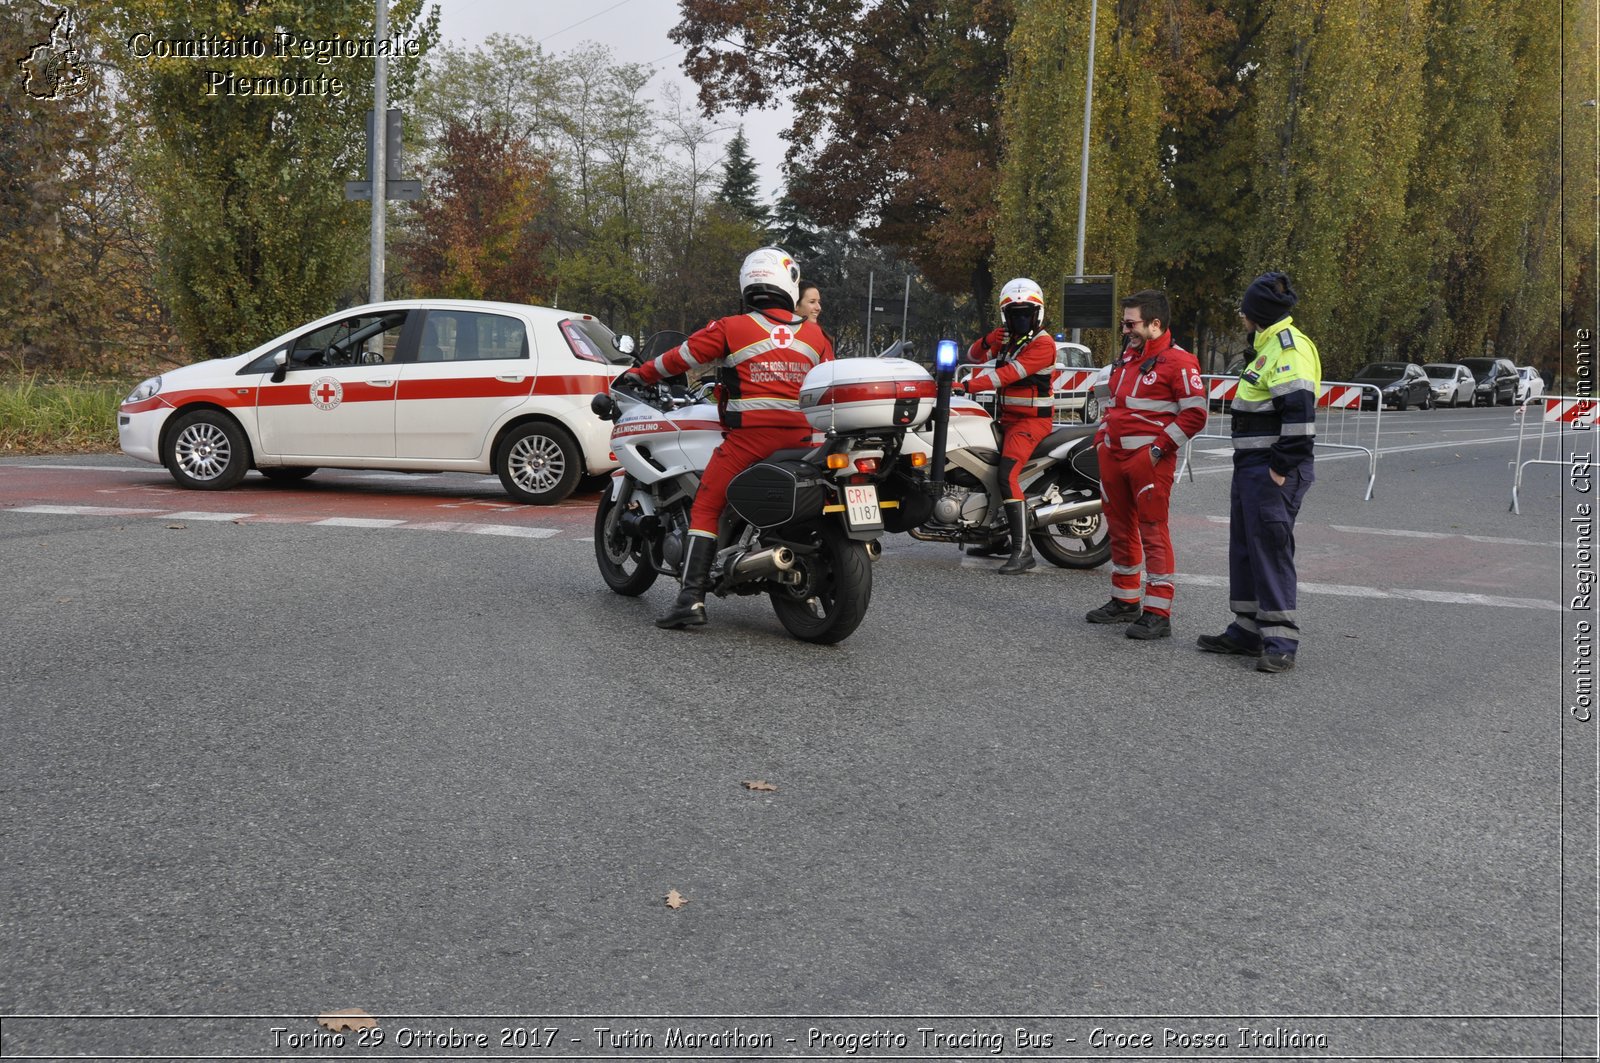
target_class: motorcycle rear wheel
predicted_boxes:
[1029,473,1112,570]
[594,486,660,596]
[769,523,872,644]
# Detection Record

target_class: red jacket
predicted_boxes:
[964,327,1057,425]
[635,309,834,429]
[1094,330,1208,453]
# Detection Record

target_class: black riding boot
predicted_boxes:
[997,500,1035,574]
[657,534,715,629]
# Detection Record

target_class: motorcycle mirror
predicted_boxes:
[614,334,636,356]
[935,339,959,372]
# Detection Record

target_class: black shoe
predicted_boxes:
[997,500,1035,574]
[1196,632,1257,655]
[657,535,714,629]
[1257,653,1296,673]
[1125,612,1171,640]
[1085,598,1140,624]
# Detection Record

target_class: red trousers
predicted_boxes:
[1098,443,1178,616]
[691,425,815,535]
[997,417,1054,501]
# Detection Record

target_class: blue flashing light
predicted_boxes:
[936,339,959,371]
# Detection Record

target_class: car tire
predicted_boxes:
[497,421,581,505]
[162,408,251,491]
[1083,394,1101,424]
[259,466,316,482]
[1421,392,1432,410]
[1396,396,1408,411]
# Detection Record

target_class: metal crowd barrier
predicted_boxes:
[1180,376,1384,500]
[1509,394,1598,514]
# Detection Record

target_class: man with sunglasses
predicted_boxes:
[1084,289,1208,638]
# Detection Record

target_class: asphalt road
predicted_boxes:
[0,404,1594,1061]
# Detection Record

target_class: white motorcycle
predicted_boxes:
[589,333,936,644]
[900,392,1111,569]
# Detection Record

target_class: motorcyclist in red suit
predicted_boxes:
[959,277,1059,574]
[622,247,835,629]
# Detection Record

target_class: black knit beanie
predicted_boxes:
[1240,272,1297,327]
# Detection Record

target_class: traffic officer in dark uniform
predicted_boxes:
[1198,272,1321,672]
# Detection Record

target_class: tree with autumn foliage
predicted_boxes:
[398,119,556,302]
[673,0,1011,326]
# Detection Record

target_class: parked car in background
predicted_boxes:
[1424,363,1476,408]
[1052,341,1109,423]
[1460,356,1519,407]
[1352,362,1434,410]
[1515,366,1546,405]
[118,300,629,503]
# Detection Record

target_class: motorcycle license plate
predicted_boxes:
[844,484,883,531]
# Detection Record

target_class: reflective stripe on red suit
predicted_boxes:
[965,327,1055,500]
[1093,331,1207,616]
[635,309,835,535]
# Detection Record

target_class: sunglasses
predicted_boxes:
[1120,319,1141,329]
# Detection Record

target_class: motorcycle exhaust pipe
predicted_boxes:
[1030,497,1103,530]
[865,539,882,562]
[726,545,797,583]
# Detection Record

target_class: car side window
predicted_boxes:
[242,312,409,372]
[415,311,528,362]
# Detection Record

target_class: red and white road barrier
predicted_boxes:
[1510,394,1597,513]
[1182,376,1383,500]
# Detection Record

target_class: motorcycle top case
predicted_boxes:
[726,459,830,529]
[799,357,936,432]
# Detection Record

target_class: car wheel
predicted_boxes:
[497,421,581,504]
[1421,392,1432,410]
[163,408,251,490]
[1396,396,1408,411]
[259,466,316,482]
[1083,394,1101,424]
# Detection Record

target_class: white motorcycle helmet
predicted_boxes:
[998,277,1045,335]
[739,246,801,312]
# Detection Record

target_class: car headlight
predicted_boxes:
[1382,383,1401,392]
[124,376,162,404]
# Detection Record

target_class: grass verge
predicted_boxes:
[0,375,133,455]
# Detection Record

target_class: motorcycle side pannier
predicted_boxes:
[800,358,936,432]
[726,459,830,528]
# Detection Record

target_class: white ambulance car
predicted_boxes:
[119,300,629,504]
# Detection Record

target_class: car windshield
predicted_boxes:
[1424,365,1460,380]
[560,315,631,366]
[1459,358,1495,379]
[1354,364,1406,380]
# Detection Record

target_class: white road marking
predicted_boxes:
[310,517,408,528]
[463,524,560,538]
[162,511,252,522]
[12,504,163,516]
[1328,524,1561,548]
[1177,572,1557,612]
[1201,514,1559,548]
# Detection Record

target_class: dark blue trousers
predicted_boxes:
[1225,460,1313,656]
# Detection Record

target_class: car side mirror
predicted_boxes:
[270,349,288,383]
[614,335,636,357]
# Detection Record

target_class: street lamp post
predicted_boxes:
[1070,0,1098,345]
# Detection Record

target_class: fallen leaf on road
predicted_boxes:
[318,1008,377,1033]
[742,780,777,792]
[166,523,186,530]
[665,889,689,909]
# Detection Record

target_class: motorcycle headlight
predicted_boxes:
[124,376,162,404]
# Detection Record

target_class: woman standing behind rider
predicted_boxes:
[959,278,1058,575]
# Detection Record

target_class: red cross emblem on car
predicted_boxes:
[309,376,343,410]
[770,325,794,349]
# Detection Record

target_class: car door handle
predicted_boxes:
[496,375,526,383]
[367,379,395,388]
